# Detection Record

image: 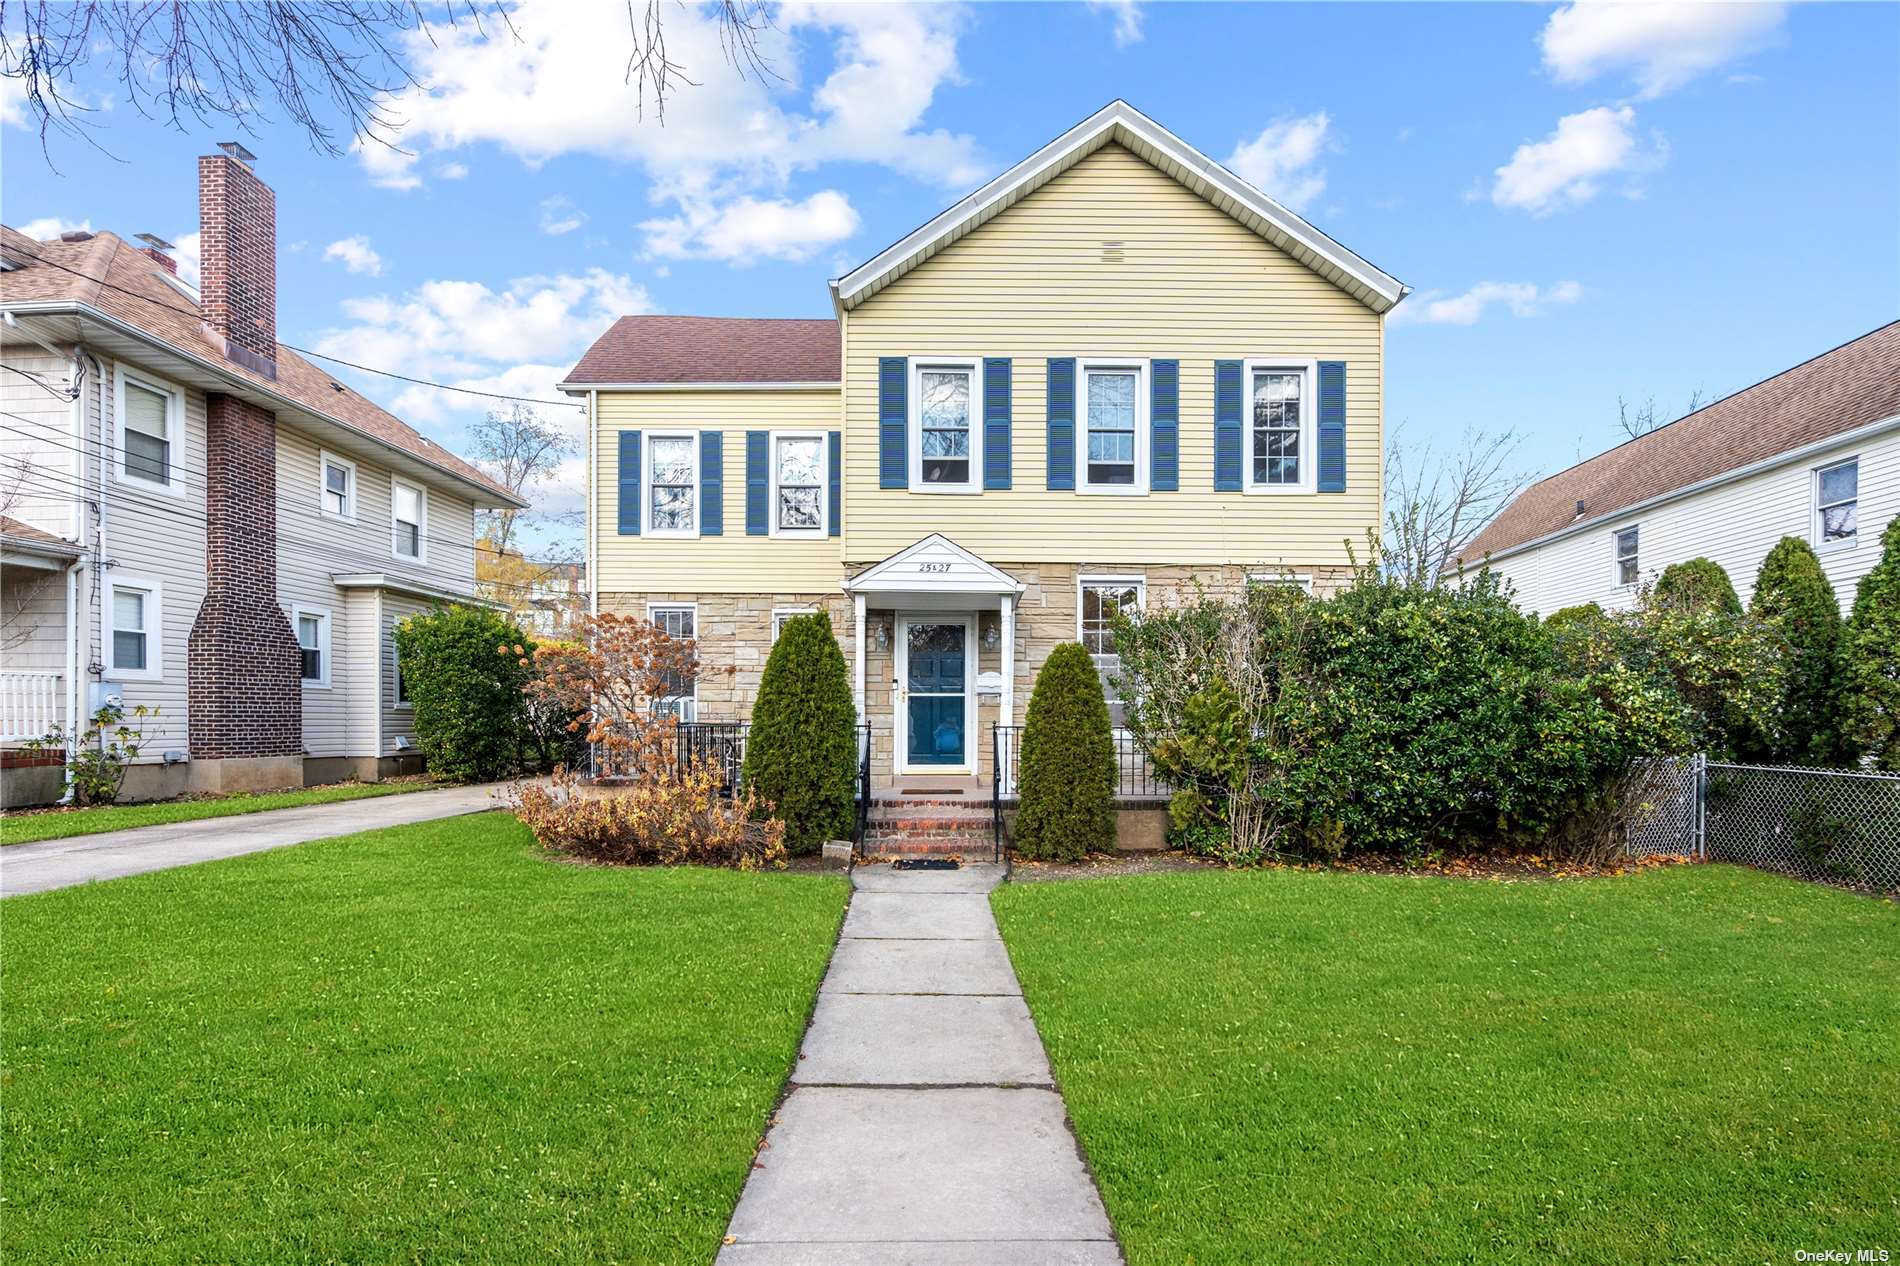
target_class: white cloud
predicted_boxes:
[436,161,469,180]
[1388,280,1583,327]
[169,230,202,290]
[314,267,653,424]
[1,72,27,129]
[1490,105,1665,215]
[1541,1,1787,99]
[538,196,587,236]
[355,138,422,191]
[641,189,860,263]
[323,235,385,276]
[1088,0,1144,47]
[1226,112,1330,213]
[17,216,91,240]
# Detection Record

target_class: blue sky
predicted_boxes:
[5,1,1896,551]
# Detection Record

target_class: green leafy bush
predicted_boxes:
[393,605,533,783]
[21,702,159,806]
[1846,514,1900,770]
[1654,557,1743,614]
[741,612,859,854]
[1746,537,1854,766]
[1013,643,1117,861]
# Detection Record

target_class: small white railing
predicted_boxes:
[0,672,63,742]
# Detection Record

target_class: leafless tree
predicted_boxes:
[2,1,775,161]
[1383,424,1538,587]
[1617,388,1705,441]
[468,402,573,557]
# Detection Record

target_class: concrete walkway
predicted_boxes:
[718,862,1122,1265]
[0,784,505,897]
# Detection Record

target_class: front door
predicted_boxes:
[900,620,969,770]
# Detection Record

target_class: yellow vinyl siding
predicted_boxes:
[593,389,843,593]
[842,142,1383,567]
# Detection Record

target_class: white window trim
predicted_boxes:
[111,363,186,498]
[773,607,820,642]
[646,601,699,718]
[292,604,333,689]
[391,476,428,563]
[642,431,700,537]
[1076,574,1146,707]
[319,450,358,522]
[1612,524,1641,588]
[908,358,982,495]
[106,574,164,682]
[1247,571,1314,594]
[1076,358,1150,495]
[1813,456,1860,552]
[768,430,829,538]
[1241,358,1319,496]
[393,651,412,710]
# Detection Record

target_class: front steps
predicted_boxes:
[862,798,998,859]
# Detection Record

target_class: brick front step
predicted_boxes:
[862,836,995,858]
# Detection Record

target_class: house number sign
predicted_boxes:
[917,562,951,573]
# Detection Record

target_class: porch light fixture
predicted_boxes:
[981,615,1000,652]
[872,615,892,653]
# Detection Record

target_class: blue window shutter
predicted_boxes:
[983,357,1012,490]
[1150,359,1179,492]
[1214,360,1243,492]
[1046,358,1075,490]
[746,430,769,535]
[699,431,724,536]
[827,430,842,537]
[1317,360,1347,493]
[617,430,641,534]
[878,357,908,488]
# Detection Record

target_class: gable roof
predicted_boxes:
[831,100,1407,315]
[1,514,83,556]
[1468,321,1900,562]
[0,225,522,507]
[560,316,839,388]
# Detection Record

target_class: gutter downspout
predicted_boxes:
[89,348,107,773]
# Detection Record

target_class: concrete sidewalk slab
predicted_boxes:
[721,1087,1114,1248]
[821,936,1021,996]
[849,862,1006,894]
[841,891,998,940]
[718,1242,1122,1264]
[797,993,1051,1086]
[0,784,506,897]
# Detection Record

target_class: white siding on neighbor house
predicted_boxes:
[275,423,480,757]
[380,593,430,753]
[1487,425,1900,617]
[1,563,69,675]
[341,588,382,757]
[0,349,84,540]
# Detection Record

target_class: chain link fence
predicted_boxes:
[1625,755,1900,892]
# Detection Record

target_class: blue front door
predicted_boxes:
[905,622,966,766]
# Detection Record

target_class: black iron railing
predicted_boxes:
[668,721,874,849]
[991,724,1170,853]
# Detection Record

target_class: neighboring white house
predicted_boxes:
[1467,322,1899,616]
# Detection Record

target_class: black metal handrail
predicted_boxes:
[991,724,1170,856]
[668,721,874,848]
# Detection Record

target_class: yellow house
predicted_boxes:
[563,101,1406,791]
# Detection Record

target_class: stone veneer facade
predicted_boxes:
[602,561,1353,786]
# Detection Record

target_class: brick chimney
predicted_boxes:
[198,143,277,380]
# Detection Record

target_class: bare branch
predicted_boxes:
[1383,424,1538,587]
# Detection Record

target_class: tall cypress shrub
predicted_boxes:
[393,604,533,783]
[1845,515,1900,771]
[741,612,858,853]
[1654,557,1743,614]
[1013,643,1117,861]
[1748,537,1853,766]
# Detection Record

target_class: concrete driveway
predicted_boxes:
[0,784,506,898]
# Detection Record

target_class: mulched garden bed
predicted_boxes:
[1008,849,1699,883]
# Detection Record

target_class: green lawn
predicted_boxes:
[1,778,442,846]
[993,865,1900,1264]
[2,812,848,1264]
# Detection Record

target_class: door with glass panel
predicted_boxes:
[899,619,969,769]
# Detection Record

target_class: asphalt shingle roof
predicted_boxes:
[563,315,840,386]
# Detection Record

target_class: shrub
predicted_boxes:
[393,605,533,783]
[741,612,859,854]
[512,769,786,869]
[1747,537,1854,766]
[1013,643,1117,861]
[1845,514,1900,770]
[21,702,159,806]
[1654,557,1743,614]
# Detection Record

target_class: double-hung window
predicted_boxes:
[115,366,181,493]
[911,361,977,491]
[1080,360,1146,492]
[772,433,825,535]
[1815,458,1858,547]
[645,433,698,535]
[1244,360,1316,493]
[1078,575,1144,725]
[1613,526,1640,586]
[107,578,162,681]
[773,608,819,642]
[392,479,426,561]
[294,607,331,687]
[648,603,698,719]
[321,452,356,519]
